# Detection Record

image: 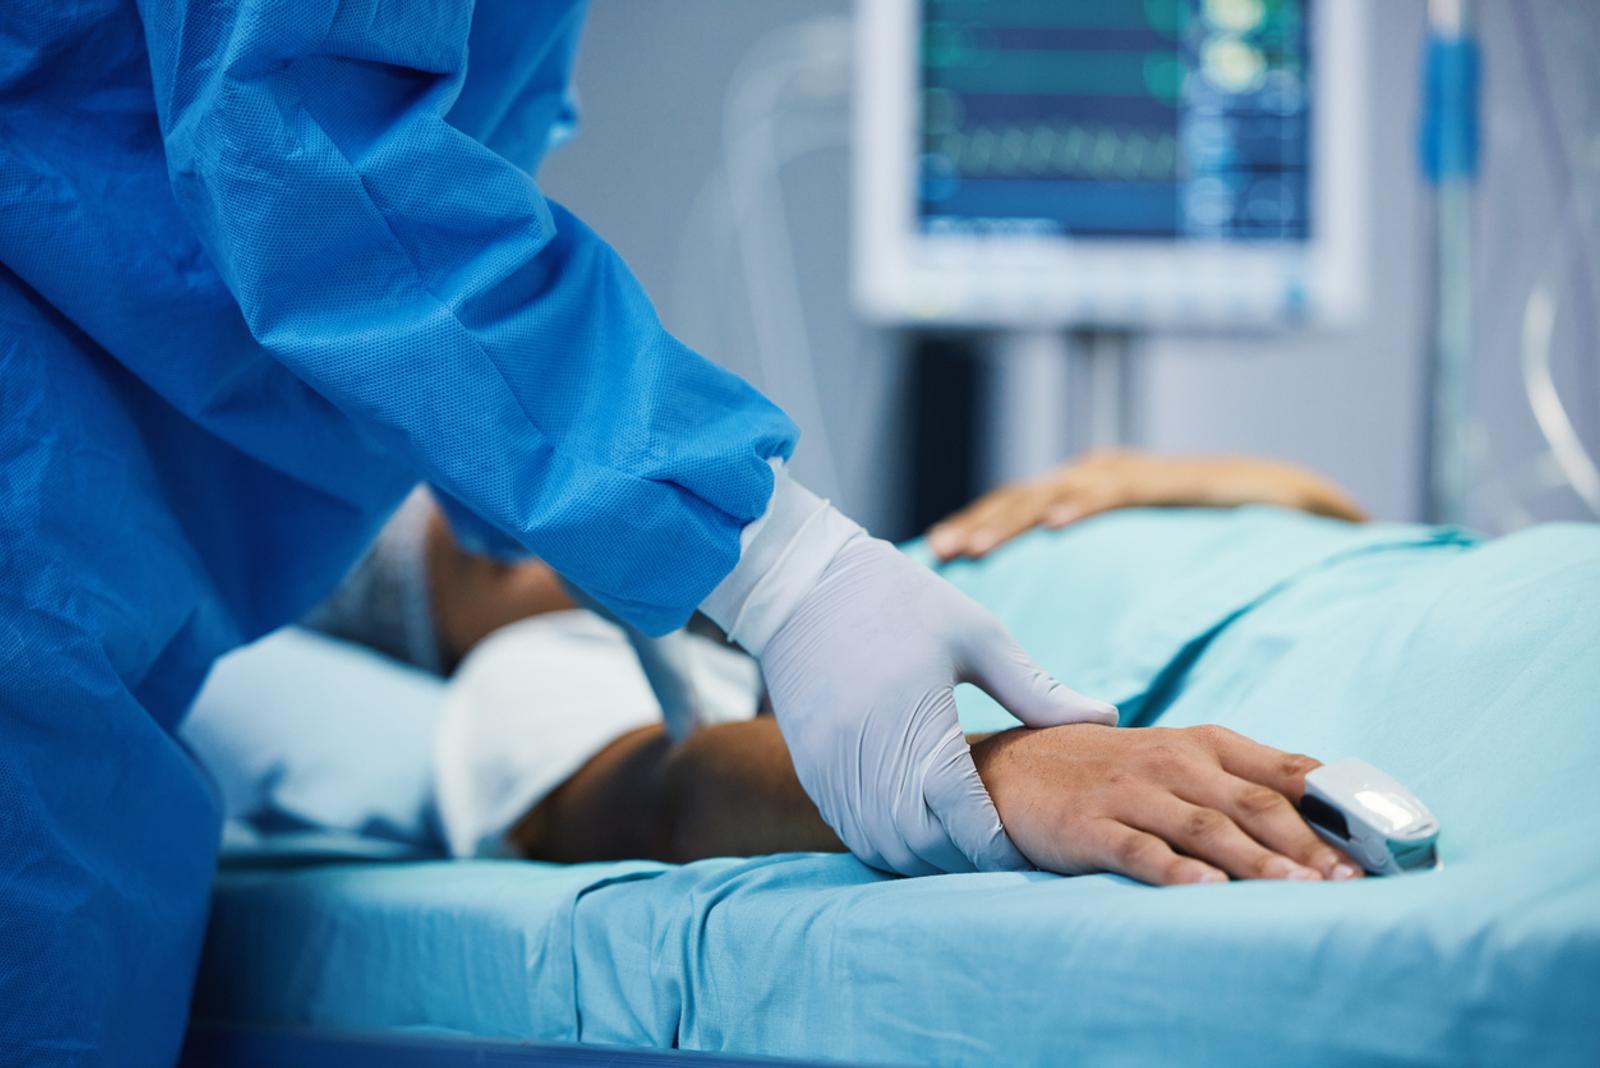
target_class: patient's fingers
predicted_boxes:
[1128,795,1322,882]
[928,496,1010,559]
[929,465,1134,558]
[1042,488,1119,529]
[1178,766,1361,881]
[1187,727,1361,880]
[1093,819,1226,886]
[1202,725,1322,802]
[963,494,1057,557]
[937,482,1104,558]
[930,489,1043,559]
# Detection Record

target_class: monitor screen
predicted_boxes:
[854,0,1366,327]
[918,0,1313,243]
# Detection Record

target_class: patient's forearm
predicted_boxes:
[507,719,842,864]
[509,716,1359,887]
[660,719,844,859]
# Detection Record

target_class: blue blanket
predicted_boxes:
[191,510,1600,1066]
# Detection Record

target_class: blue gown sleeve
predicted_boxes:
[133,0,797,634]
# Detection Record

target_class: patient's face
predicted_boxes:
[428,509,576,666]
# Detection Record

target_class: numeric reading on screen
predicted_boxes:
[918,0,1312,242]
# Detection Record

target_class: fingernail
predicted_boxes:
[1331,863,1362,881]
[1267,858,1320,880]
[970,534,996,554]
[1093,701,1119,724]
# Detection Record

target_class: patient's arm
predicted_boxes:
[510,719,841,863]
[509,718,1362,886]
[929,450,1368,561]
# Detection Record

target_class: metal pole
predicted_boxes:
[985,326,1139,491]
[1420,0,1479,525]
[986,329,1077,486]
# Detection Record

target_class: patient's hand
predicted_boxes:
[928,450,1367,561]
[971,724,1363,885]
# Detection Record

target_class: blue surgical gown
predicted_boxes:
[0,0,795,1061]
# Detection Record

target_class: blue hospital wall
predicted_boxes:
[540,0,1599,536]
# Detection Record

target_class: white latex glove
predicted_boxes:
[702,464,1118,875]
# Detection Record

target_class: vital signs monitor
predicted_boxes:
[854,0,1370,327]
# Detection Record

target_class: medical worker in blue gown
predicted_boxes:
[0,1,1117,1061]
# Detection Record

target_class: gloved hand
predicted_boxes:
[761,532,1117,873]
[702,463,1117,875]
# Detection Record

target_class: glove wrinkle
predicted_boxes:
[922,720,1025,873]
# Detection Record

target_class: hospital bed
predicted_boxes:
[178,509,1600,1067]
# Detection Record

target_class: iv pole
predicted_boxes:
[986,328,1137,487]
[1420,0,1480,525]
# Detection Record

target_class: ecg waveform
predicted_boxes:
[930,124,1179,182]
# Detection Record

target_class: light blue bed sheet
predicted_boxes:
[192,510,1600,1066]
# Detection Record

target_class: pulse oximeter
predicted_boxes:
[1298,758,1440,875]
